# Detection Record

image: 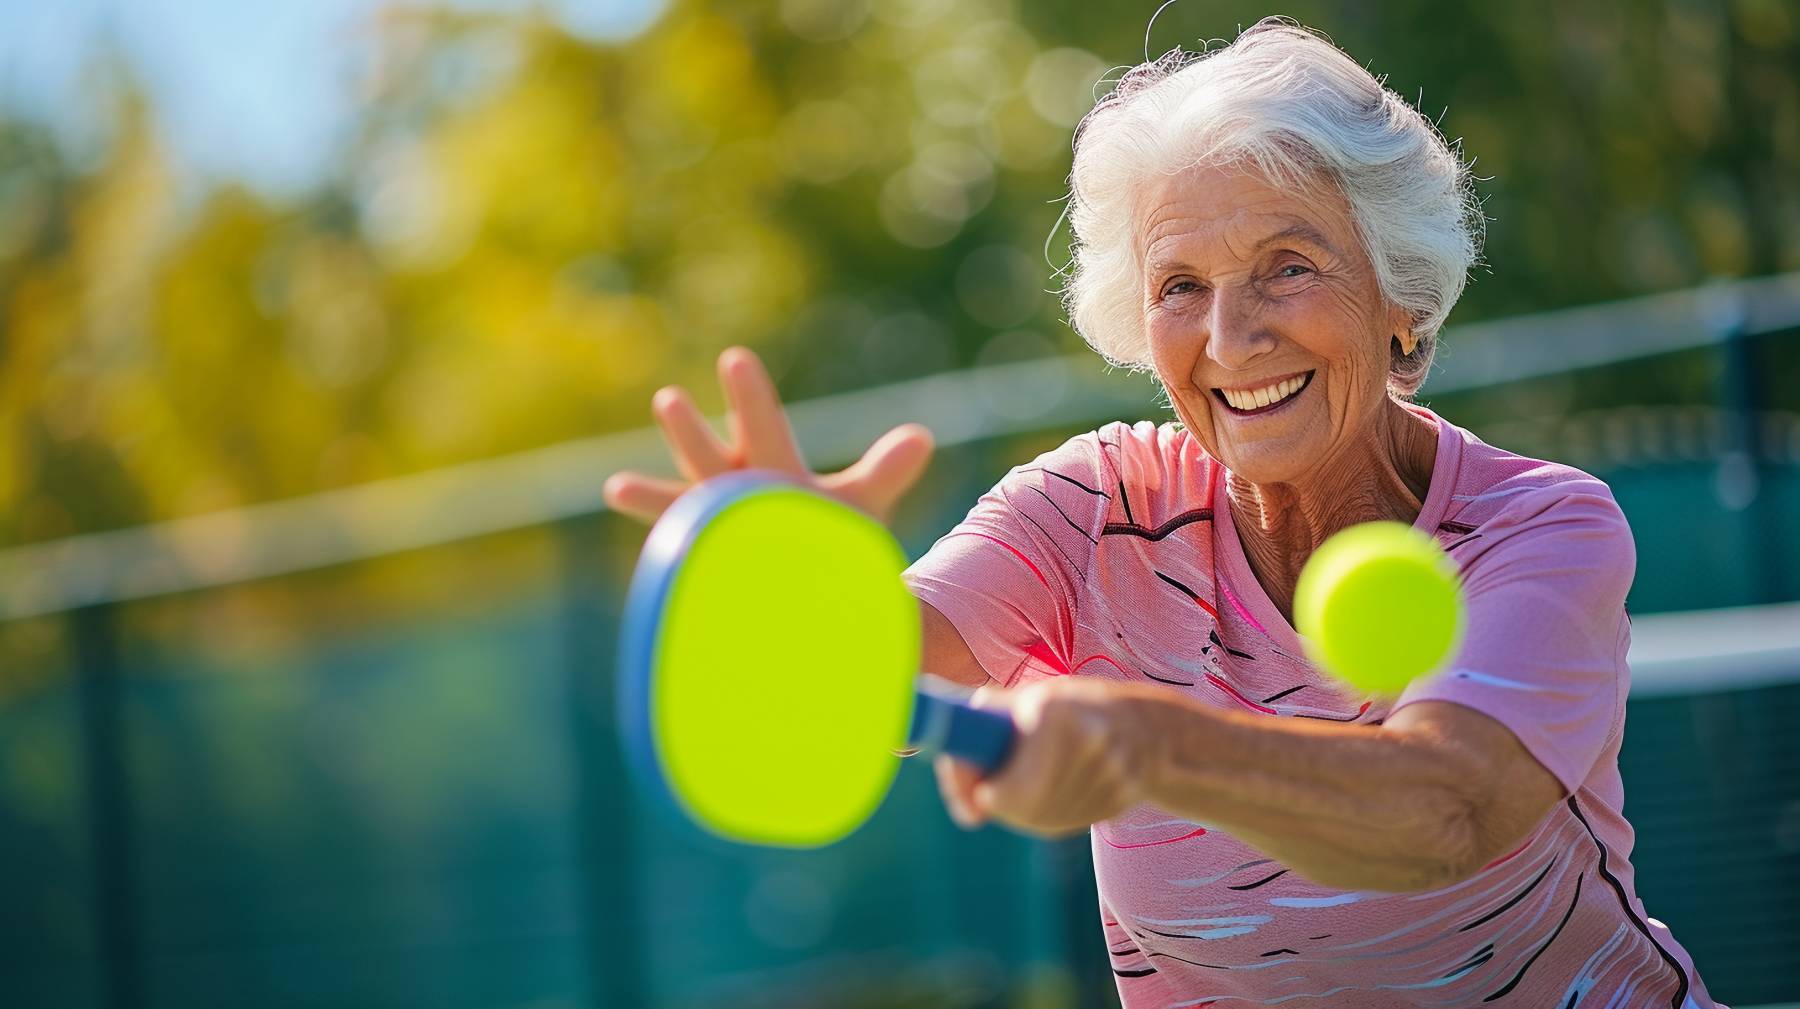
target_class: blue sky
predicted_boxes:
[0,0,665,196]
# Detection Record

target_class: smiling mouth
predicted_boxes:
[1213,370,1315,417]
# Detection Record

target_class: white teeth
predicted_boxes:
[1221,374,1307,412]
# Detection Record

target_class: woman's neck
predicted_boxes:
[1227,399,1439,622]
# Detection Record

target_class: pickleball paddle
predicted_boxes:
[617,472,1015,848]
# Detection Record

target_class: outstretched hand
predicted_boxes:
[603,347,935,525]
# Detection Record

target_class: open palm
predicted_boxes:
[603,347,935,526]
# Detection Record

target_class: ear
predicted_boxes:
[1387,304,1418,356]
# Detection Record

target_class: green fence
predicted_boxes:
[4,460,1798,1007]
[2,275,1799,1007]
[0,514,1117,1009]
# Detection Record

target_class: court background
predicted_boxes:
[1,1,1797,1006]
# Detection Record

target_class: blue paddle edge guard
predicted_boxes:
[907,682,1016,773]
[617,470,802,827]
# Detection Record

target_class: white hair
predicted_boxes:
[1061,17,1485,396]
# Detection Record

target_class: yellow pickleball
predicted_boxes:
[1293,521,1464,695]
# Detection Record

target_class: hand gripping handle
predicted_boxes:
[907,682,1015,773]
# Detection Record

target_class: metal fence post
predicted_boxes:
[1714,302,1781,603]
[559,514,645,1007]
[72,602,141,1009]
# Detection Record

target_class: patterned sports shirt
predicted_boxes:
[902,407,1719,1008]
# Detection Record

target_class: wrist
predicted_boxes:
[1109,689,1180,808]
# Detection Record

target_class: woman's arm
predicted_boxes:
[920,599,993,688]
[1140,693,1563,891]
[938,680,1565,894]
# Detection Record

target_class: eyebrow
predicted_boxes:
[1143,220,1339,277]
[1254,221,1338,255]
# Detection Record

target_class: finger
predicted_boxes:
[965,683,1019,717]
[818,423,935,519]
[972,771,1059,833]
[970,779,997,821]
[718,347,806,472]
[653,386,735,482]
[964,689,1037,820]
[935,755,987,828]
[971,760,1027,824]
[603,471,687,524]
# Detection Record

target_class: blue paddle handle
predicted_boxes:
[908,686,1016,773]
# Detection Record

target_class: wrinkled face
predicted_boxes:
[1140,164,1407,486]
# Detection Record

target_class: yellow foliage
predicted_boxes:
[0,0,1078,553]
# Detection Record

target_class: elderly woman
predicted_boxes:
[605,19,1719,1008]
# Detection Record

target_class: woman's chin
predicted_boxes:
[1180,385,1331,484]
[1180,417,1315,484]
[1211,439,1322,487]
[1220,457,1308,487]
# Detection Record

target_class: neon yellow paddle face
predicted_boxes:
[649,485,920,847]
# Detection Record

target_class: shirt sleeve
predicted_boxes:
[902,429,1114,687]
[1391,485,1636,794]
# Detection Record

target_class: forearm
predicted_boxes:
[1121,690,1487,893]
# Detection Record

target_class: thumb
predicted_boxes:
[935,754,989,829]
[971,779,997,814]
[821,423,934,519]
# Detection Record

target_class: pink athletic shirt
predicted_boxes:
[903,408,1719,1008]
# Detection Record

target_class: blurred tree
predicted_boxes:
[0,0,1796,547]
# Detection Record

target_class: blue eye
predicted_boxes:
[1163,280,1200,296]
[1277,264,1312,278]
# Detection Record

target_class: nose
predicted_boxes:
[1204,283,1277,373]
